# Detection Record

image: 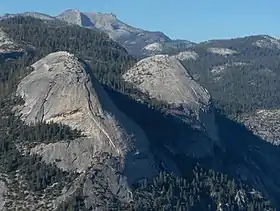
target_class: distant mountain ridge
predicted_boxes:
[0,9,195,57]
[2,10,280,59]
[0,15,279,210]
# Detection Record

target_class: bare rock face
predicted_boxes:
[0,174,7,211]
[122,55,220,157]
[173,51,199,61]
[0,28,23,54]
[56,9,171,57]
[56,9,94,28]
[15,51,158,205]
[207,47,237,56]
[253,35,280,50]
[56,9,169,42]
[239,109,280,145]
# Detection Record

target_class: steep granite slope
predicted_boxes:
[14,51,158,208]
[122,55,219,157]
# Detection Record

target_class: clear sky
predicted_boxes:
[0,0,278,42]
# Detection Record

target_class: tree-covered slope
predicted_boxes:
[0,16,277,210]
[0,16,139,210]
[0,16,136,88]
[180,35,280,116]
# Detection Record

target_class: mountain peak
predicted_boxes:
[57,9,94,27]
[92,12,117,18]
[15,51,158,204]
[123,54,211,111]
[63,8,81,13]
[122,55,220,152]
[253,35,280,49]
[1,10,190,57]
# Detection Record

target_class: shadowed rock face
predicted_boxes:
[123,54,220,157]
[15,51,158,203]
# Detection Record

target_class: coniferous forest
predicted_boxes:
[0,16,278,210]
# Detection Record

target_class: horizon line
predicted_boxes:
[0,10,279,43]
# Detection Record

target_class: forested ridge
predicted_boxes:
[181,40,280,116]
[0,16,136,89]
[0,16,277,210]
[119,168,274,211]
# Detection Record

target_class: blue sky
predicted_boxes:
[0,0,278,42]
